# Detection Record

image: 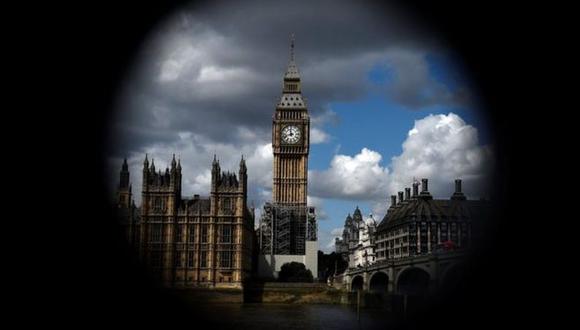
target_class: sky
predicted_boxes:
[107,0,494,253]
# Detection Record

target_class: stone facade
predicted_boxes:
[334,178,488,276]
[375,178,477,262]
[335,207,376,268]
[116,155,254,289]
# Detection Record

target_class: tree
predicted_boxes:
[317,251,348,282]
[278,262,313,282]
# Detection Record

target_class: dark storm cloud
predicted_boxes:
[108,0,477,214]
[110,0,462,155]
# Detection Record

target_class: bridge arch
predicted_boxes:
[351,275,364,292]
[396,267,431,295]
[369,271,389,293]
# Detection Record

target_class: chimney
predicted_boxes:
[421,178,429,192]
[390,195,397,208]
[451,179,466,200]
[420,178,433,199]
[455,179,462,193]
[412,182,419,197]
[398,191,404,205]
[405,188,411,201]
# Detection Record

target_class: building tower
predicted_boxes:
[272,34,310,206]
[117,158,132,208]
[116,158,140,246]
[258,35,317,279]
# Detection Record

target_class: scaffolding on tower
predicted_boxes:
[258,203,317,255]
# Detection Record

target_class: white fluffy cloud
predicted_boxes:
[309,148,390,200]
[387,113,493,201]
[309,112,493,220]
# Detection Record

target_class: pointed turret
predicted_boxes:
[171,154,177,170]
[212,154,220,173]
[353,206,363,222]
[238,155,248,196]
[173,156,182,193]
[211,154,220,192]
[119,158,130,189]
[239,155,247,173]
[142,154,149,190]
[118,158,132,208]
[284,33,300,81]
[345,213,353,226]
[278,34,305,103]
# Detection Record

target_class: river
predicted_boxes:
[191,303,395,330]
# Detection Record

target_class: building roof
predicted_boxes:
[352,207,363,222]
[179,197,211,215]
[284,34,300,80]
[277,93,307,109]
[377,197,490,232]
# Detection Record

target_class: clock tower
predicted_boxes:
[258,35,317,277]
[272,34,310,206]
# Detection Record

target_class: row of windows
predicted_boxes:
[387,246,410,256]
[149,197,238,214]
[152,197,167,212]
[149,225,234,243]
[149,216,240,223]
[285,83,299,91]
[378,222,469,240]
[152,251,235,269]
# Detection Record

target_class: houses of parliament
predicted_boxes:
[115,36,316,288]
[116,155,255,288]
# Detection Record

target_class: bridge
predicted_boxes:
[334,250,468,295]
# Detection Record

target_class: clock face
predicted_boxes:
[281,125,301,144]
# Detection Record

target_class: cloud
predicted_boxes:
[310,127,330,144]
[331,228,344,236]
[308,112,493,220]
[380,48,472,109]
[320,227,345,253]
[108,0,464,157]
[307,195,328,220]
[387,112,493,201]
[309,148,390,200]
[108,133,272,206]
[106,1,488,247]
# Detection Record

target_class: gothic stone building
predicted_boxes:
[116,155,254,288]
[334,207,377,268]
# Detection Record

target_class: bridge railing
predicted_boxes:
[344,249,469,275]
